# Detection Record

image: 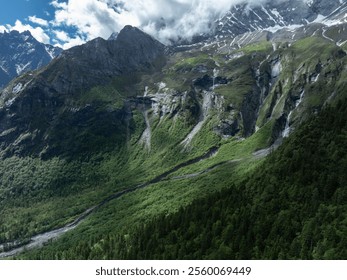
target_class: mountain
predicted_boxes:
[0,30,62,89]
[0,1,346,260]
[108,32,119,41]
[0,25,165,158]
[214,0,346,39]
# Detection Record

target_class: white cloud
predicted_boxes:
[1,20,50,44]
[0,26,7,33]
[51,0,68,9]
[51,0,130,42]
[49,0,272,47]
[52,30,85,49]
[28,16,49,27]
[1,0,311,49]
[54,36,86,49]
[124,0,274,43]
[53,30,70,41]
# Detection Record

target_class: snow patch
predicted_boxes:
[15,63,30,75]
[12,83,23,94]
[45,46,56,59]
[264,24,303,33]
[270,9,285,25]
[5,97,16,107]
[0,64,9,75]
[314,14,326,23]
[228,52,244,60]
[270,9,280,18]
[261,6,277,24]
[27,48,35,55]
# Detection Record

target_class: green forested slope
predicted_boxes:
[20,98,347,260]
[1,22,347,259]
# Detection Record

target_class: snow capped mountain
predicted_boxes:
[214,0,346,39]
[0,30,62,89]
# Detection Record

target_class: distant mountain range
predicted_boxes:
[0,30,62,89]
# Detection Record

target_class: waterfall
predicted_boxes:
[282,111,293,138]
[296,90,305,107]
[282,90,305,138]
[213,68,219,90]
[139,110,151,150]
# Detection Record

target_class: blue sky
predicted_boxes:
[0,0,57,26]
[0,0,131,48]
[0,0,81,48]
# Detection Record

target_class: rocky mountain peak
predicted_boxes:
[114,25,166,71]
[115,25,165,56]
[0,30,62,89]
[117,25,155,43]
[42,25,166,95]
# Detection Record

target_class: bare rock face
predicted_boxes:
[0,26,166,158]
[0,30,62,89]
[42,25,166,95]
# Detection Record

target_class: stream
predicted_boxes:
[0,146,220,258]
[0,143,274,259]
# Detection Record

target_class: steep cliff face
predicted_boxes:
[116,28,346,148]
[40,25,166,95]
[1,19,346,160]
[0,26,166,158]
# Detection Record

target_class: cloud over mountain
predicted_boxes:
[48,0,276,45]
[0,0,334,48]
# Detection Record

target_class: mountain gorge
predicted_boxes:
[0,0,346,259]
